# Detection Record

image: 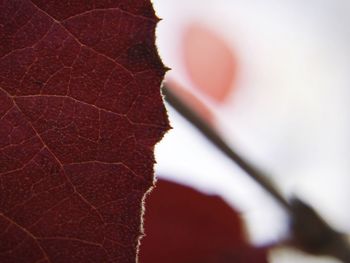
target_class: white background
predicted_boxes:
[152,1,350,262]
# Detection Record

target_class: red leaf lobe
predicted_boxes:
[0,0,168,262]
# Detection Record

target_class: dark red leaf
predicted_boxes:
[140,179,268,263]
[0,0,169,262]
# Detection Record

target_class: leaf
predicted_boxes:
[139,179,268,263]
[182,23,237,103]
[0,1,169,262]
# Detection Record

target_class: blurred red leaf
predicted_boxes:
[140,179,268,263]
[0,0,169,262]
[183,24,237,103]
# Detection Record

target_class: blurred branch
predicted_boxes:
[162,82,350,262]
[290,199,350,262]
[162,83,291,211]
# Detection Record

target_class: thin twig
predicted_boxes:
[162,83,350,262]
[162,83,291,212]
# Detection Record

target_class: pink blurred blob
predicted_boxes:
[182,23,237,103]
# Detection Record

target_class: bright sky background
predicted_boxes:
[152,1,350,262]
